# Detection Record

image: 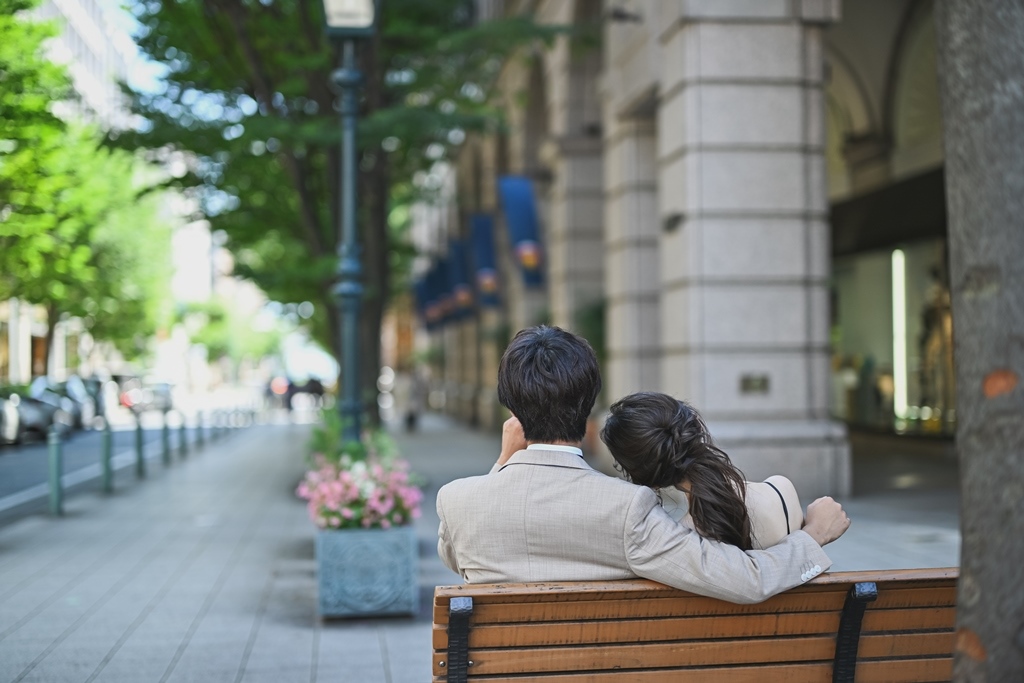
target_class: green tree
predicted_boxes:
[0,0,70,210]
[179,298,283,373]
[0,125,173,366]
[86,186,174,359]
[1,0,173,368]
[117,0,556,421]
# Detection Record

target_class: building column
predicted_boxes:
[9,299,31,384]
[457,317,479,424]
[544,136,605,331]
[656,1,849,498]
[604,118,661,402]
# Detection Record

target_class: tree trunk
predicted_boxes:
[935,2,1024,680]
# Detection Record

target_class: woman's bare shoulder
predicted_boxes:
[762,475,804,526]
[764,474,799,498]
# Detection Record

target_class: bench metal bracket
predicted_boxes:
[832,581,878,683]
[447,596,474,682]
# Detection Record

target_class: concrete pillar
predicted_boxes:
[497,216,548,334]
[544,137,605,331]
[50,319,67,380]
[476,308,506,429]
[457,318,479,424]
[655,0,849,499]
[442,324,460,417]
[8,299,31,384]
[604,118,661,401]
[473,139,507,429]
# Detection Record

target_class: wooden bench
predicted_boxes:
[432,567,958,682]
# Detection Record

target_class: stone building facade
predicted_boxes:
[414,0,949,500]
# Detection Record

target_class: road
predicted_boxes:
[0,422,202,525]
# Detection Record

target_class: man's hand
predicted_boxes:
[802,497,851,546]
[497,416,527,466]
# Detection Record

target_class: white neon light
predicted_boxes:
[892,249,907,419]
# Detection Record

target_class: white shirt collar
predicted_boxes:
[527,443,584,457]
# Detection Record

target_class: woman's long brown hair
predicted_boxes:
[601,392,752,550]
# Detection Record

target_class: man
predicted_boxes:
[437,326,850,604]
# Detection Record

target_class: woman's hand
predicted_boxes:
[497,416,527,466]
[802,496,851,546]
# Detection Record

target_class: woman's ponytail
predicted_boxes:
[682,444,751,550]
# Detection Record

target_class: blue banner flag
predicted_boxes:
[497,175,545,287]
[448,239,474,319]
[424,260,449,329]
[470,214,500,307]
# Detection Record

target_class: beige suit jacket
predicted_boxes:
[437,449,832,604]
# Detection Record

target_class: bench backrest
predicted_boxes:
[432,567,958,682]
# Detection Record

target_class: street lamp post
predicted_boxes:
[322,0,377,443]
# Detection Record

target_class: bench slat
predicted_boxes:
[432,632,953,677]
[431,569,958,602]
[433,579,955,609]
[431,656,952,682]
[432,606,955,649]
[432,586,955,626]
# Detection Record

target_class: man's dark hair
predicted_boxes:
[497,325,601,443]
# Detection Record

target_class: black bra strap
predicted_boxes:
[764,480,791,534]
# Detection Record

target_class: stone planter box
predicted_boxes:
[315,526,419,617]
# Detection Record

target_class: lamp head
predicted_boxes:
[322,0,378,38]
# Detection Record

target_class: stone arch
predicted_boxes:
[825,48,875,197]
[888,1,942,154]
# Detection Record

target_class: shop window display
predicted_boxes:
[830,239,955,436]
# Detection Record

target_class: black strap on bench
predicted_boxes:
[832,581,878,683]
[447,596,474,682]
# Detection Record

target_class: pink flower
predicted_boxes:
[297,451,422,530]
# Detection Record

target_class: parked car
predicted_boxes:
[0,386,71,441]
[57,375,97,428]
[118,377,173,414]
[29,377,90,430]
[81,377,117,423]
[0,395,20,445]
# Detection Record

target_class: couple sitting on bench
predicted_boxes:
[437,325,851,603]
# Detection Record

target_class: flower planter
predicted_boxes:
[316,525,419,617]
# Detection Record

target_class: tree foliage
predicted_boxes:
[0,0,173,365]
[178,297,283,367]
[117,0,557,414]
[0,0,70,208]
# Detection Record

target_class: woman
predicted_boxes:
[600,392,802,550]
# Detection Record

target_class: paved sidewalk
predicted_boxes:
[0,414,958,683]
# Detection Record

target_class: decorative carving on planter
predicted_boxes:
[316,526,418,617]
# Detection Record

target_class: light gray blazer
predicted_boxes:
[436,448,832,604]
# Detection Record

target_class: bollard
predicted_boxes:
[102,419,113,493]
[179,415,188,458]
[135,416,146,478]
[161,412,171,466]
[48,427,63,516]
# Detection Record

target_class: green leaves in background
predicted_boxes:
[0,0,173,363]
